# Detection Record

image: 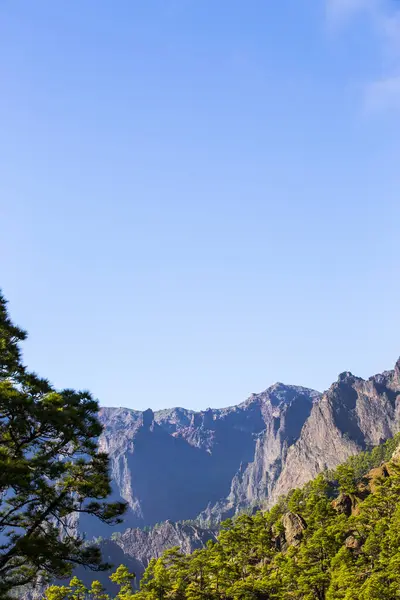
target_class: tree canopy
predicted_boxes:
[44,434,400,600]
[0,292,126,598]
[43,564,136,600]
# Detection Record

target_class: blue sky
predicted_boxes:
[1,0,400,411]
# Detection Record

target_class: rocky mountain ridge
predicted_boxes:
[97,383,320,530]
[97,358,400,530]
[270,358,400,504]
[89,521,216,593]
[23,358,400,599]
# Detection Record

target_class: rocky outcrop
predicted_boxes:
[113,521,217,572]
[332,493,354,517]
[345,534,361,550]
[364,464,391,493]
[269,360,400,504]
[391,441,400,463]
[97,384,319,530]
[282,512,306,546]
[92,358,400,532]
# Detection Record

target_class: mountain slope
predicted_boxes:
[45,434,400,599]
[131,435,400,600]
[98,359,400,529]
[271,358,400,504]
[98,384,320,528]
[96,359,400,529]
[26,358,400,599]
[78,521,217,594]
[22,522,216,599]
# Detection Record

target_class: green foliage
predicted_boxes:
[43,565,136,599]
[331,438,400,493]
[131,437,399,599]
[109,564,136,599]
[4,291,400,600]
[0,292,127,597]
[44,435,400,600]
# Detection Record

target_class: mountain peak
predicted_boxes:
[94,357,400,534]
[252,383,320,408]
[141,408,155,429]
[394,357,400,382]
[337,371,356,383]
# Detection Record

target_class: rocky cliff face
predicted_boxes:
[270,358,400,504]
[112,521,217,575]
[88,521,216,593]
[97,359,400,530]
[21,358,400,599]
[97,384,320,530]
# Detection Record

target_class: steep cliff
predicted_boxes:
[112,521,217,575]
[270,358,400,503]
[22,358,400,599]
[97,359,400,528]
[98,384,319,529]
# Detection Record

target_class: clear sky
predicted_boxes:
[1,0,400,411]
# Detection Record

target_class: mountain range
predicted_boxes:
[25,357,400,597]
[94,357,400,533]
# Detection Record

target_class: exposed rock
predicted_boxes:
[282,512,306,546]
[269,359,400,505]
[391,441,400,464]
[332,493,353,517]
[97,384,319,530]
[87,357,400,533]
[345,534,361,550]
[21,521,216,599]
[365,464,391,493]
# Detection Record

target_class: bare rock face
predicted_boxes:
[332,493,354,517]
[90,358,400,533]
[364,464,391,493]
[282,512,306,546]
[114,521,217,570]
[269,360,400,505]
[85,521,216,593]
[97,384,319,530]
[345,534,361,550]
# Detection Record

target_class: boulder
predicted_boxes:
[391,443,400,464]
[345,534,361,550]
[282,512,306,546]
[365,464,390,493]
[331,493,353,517]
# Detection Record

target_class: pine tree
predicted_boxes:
[42,437,400,600]
[0,292,126,597]
[109,564,136,599]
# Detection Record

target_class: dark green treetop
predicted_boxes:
[0,291,126,598]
